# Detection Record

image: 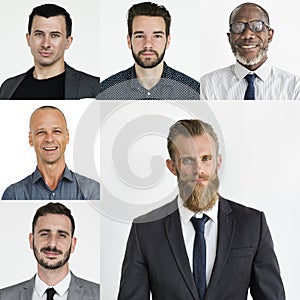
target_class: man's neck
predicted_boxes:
[33,58,65,80]
[37,160,66,190]
[37,265,69,286]
[134,61,164,90]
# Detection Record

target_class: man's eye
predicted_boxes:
[202,156,212,161]
[154,34,163,38]
[182,158,193,165]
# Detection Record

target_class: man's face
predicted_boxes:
[127,15,170,69]
[227,5,273,70]
[29,109,69,166]
[26,15,73,68]
[29,213,76,270]
[167,134,221,212]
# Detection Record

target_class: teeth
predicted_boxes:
[241,45,256,48]
[44,147,57,150]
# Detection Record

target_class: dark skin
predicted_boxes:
[227,4,274,71]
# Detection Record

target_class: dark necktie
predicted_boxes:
[191,215,209,300]
[46,287,56,300]
[244,73,256,100]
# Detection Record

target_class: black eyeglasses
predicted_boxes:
[229,20,270,34]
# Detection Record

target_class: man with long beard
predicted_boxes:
[118,119,285,300]
[200,2,300,100]
[0,202,100,300]
[98,2,200,100]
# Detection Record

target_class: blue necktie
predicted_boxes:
[244,73,256,100]
[46,288,56,300]
[191,215,209,300]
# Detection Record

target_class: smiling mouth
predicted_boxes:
[43,146,58,151]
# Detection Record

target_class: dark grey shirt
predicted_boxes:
[98,62,200,100]
[1,166,100,200]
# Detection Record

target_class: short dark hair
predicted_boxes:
[229,2,270,26]
[167,119,219,161]
[28,3,72,37]
[32,202,75,236]
[127,2,171,37]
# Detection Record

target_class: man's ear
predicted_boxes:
[166,159,177,176]
[29,132,33,147]
[127,34,132,49]
[26,33,31,47]
[268,28,274,43]
[29,233,34,250]
[217,154,222,170]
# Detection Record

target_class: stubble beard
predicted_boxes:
[178,173,219,212]
[33,242,71,270]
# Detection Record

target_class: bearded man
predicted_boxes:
[0,202,100,300]
[98,2,200,100]
[118,119,285,300]
[200,2,300,100]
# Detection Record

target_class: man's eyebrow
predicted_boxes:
[133,30,145,35]
[37,229,70,236]
[153,31,165,34]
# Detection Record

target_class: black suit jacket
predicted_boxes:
[0,63,100,99]
[118,196,285,300]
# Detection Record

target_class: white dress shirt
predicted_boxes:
[32,271,71,300]
[178,196,218,285]
[200,60,300,100]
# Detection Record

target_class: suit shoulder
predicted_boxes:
[0,279,31,294]
[65,64,99,81]
[134,199,178,224]
[73,275,100,288]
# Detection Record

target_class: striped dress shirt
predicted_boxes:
[200,61,300,100]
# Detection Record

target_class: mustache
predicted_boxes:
[138,49,159,56]
[41,246,62,254]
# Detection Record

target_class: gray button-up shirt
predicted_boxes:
[1,165,100,200]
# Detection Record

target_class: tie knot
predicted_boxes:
[191,215,209,233]
[46,287,56,300]
[245,73,256,84]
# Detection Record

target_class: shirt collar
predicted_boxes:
[128,62,169,88]
[234,60,271,82]
[32,165,74,184]
[178,194,219,224]
[35,271,71,297]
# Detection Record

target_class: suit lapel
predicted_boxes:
[19,276,35,300]
[165,209,199,300]
[64,64,79,99]
[205,197,236,299]
[67,273,84,300]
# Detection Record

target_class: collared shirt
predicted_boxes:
[1,165,100,200]
[178,195,218,285]
[98,62,200,100]
[32,271,71,300]
[200,60,300,100]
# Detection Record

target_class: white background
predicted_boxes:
[0,201,100,288]
[0,100,99,197]
[100,101,300,300]
[100,0,300,81]
[0,0,100,85]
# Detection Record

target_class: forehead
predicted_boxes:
[30,109,66,129]
[132,15,166,32]
[35,213,71,233]
[31,15,66,33]
[173,134,217,157]
[231,5,267,23]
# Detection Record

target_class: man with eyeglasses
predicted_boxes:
[200,2,300,100]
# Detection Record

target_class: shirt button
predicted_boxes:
[147,92,151,96]
[52,192,55,196]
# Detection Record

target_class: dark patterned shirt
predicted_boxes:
[98,62,200,100]
[2,165,100,200]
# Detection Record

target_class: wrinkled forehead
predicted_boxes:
[230,5,267,24]
[173,134,217,157]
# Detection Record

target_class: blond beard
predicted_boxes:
[178,174,219,212]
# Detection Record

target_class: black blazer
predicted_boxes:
[118,196,285,300]
[0,63,100,99]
